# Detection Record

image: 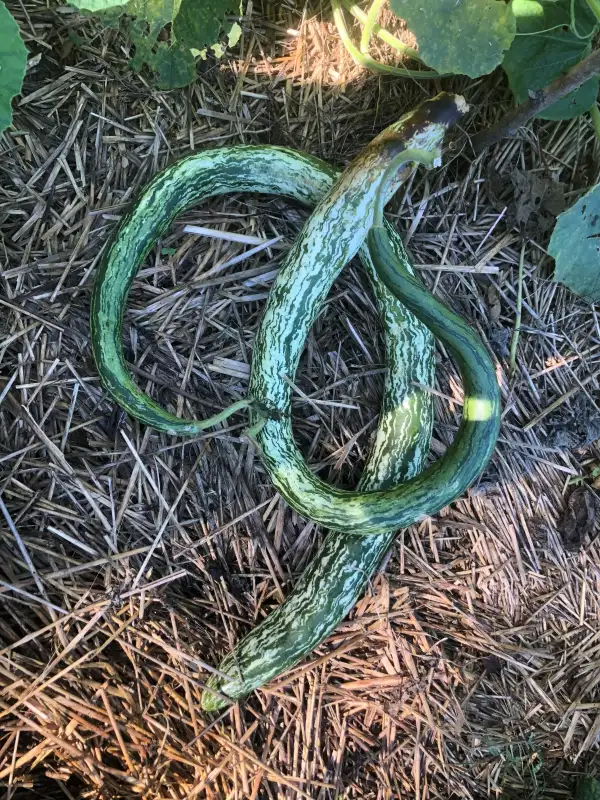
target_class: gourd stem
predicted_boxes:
[373,148,440,229]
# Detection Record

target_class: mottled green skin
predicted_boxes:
[248,219,501,537]
[368,223,500,489]
[201,96,466,711]
[91,93,492,712]
[247,94,487,537]
[90,115,437,711]
[201,236,434,711]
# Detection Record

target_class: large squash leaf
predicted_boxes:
[549,183,600,302]
[0,0,27,135]
[502,0,599,120]
[151,43,196,89]
[128,0,181,26]
[389,0,516,77]
[172,0,237,51]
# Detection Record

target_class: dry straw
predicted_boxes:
[1,1,600,797]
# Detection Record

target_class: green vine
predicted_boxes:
[341,0,419,58]
[331,0,442,78]
[335,0,599,125]
[359,0,386,54]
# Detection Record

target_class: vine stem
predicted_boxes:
[331,0,444,79]
[360,0,387,55]
[342,0,421,60]
[472,46,600,152]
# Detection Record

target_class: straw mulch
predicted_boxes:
[2,1,600,797]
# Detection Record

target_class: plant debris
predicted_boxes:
[544,394,600,449]
[558,487,599,550]
[487,166,566,234]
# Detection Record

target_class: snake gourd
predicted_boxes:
[90,93,500,710]
[200,96,501,709]
[91,104,438,711]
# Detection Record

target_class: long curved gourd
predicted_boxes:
[91,120,440,706]
[201,98,500,709]
[91,92,499,710]
[90,101,440,712]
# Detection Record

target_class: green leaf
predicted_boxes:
[0,0,28,135]
[70,0,125,11]
[549,183,600,302]
[388,0,516,77]
[128,18,162,70]
[189,17,241,59]
[150,42,196,88]
[172,0,237,51]
[502,0,599,120]
[128,0,181,26]
[576,777,600,800]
